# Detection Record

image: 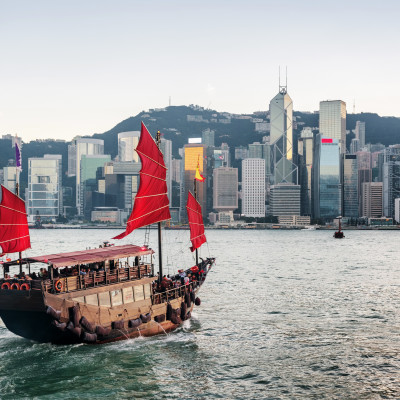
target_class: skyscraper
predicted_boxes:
[242,159,265,218]
[342,154,358,218]
[357,151,372,217]
[68,138,105,215]
[313,136,341,219]
[383,145,400,218]
[298,127,314,216]
[355,121,366,149]
[319,100,346,154]
[269,85,297,185]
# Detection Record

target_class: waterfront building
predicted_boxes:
[319,100,346,154]
[342,154,358,218]
[383,145,400,218]
[298,127,314,216]
[395,198,400,223]
[242,159,265,218]
[355,121,366,148]
[270,183,300,216]
[118,131,140,162]
[27,154,62,222]
[278,215,311,226]
[269,84,297,185]
[362,182,383,218]
[313,136,341,220]
[68,138,104,215]
[213,167,238,212]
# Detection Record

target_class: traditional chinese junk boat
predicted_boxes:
[0,123,214,344]
[334,216,345,239]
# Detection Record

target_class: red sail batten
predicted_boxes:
[0,185,31,256]
[186,191,206,252]
[113,122,171,240]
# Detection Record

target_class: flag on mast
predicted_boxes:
[195,156,205,182]
[15,142,22,172]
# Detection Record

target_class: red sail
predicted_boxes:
[0,185,31,256]
[186,191,206,252]
[113,122,171,240]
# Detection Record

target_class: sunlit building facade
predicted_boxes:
[181,144,207,220]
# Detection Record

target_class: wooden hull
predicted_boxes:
[0,277,203,345]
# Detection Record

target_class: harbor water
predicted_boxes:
[1,229,400,399]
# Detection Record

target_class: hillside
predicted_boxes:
[2,106,400,196]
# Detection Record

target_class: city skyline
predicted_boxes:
[1,0,400,142]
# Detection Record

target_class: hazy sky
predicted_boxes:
[1,0,399,142]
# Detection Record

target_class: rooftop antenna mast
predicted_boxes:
[279,65,287,94]
[353,99,356,114]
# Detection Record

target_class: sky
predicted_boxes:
[1,0,399,142]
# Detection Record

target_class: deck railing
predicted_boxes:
[151,279,202,305]
[39,264,153,293]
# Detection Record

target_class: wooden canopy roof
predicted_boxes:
[2,244,154,268]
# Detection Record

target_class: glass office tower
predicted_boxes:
[313,136,341,219]
[343,154,358,218]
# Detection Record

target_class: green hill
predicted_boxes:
[2,106,400,197]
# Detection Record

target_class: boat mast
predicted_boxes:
[15,163,22,273]
[156,130,163,282]
[193,178,199,266]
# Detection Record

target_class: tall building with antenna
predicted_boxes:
[269,69,297,185]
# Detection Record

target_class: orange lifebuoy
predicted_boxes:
[10,282,20,290]
[1,282,11,290]
[54,280,63,292]
[20,283,30,291]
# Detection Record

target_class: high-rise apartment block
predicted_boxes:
[319,100,346,154]
[242,159,265,218]
[362,182,383,218]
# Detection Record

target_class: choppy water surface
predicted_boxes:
[1,229,400,399]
